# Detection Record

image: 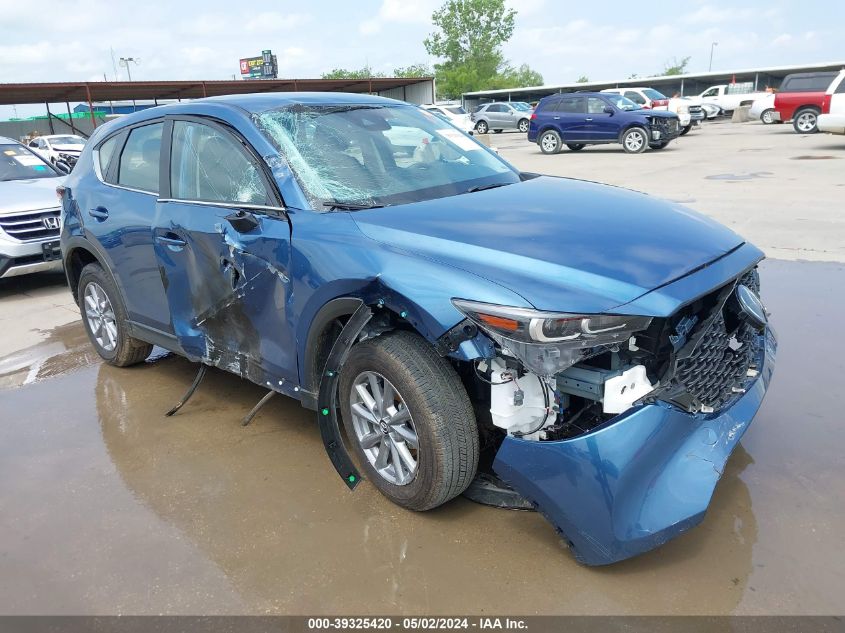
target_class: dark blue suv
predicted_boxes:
[59,92,775,565]
[528,91,681,154]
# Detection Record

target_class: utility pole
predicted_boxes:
[709,42,718,72]
[119,57,139,82]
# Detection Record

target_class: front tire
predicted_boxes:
[474,120,489,134]
[566,143,585,151]
[680,124,692,136]
[517,118,530,133]
[793,108,819,133]
[649,141,671,150]
[539,130,562,154]
[78,263,153,366]
[340,331,479,511]
[761,109,776,124]
[621,127,648,153]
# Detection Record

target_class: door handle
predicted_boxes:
[553,116,560,120]
[88,207,109,220]
[155,232,186,248]
[585,117,593,122]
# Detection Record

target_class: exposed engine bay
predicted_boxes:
[467,268,765,444]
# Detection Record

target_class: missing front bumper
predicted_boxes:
[492,327,776,566]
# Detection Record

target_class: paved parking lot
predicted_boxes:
[1,119,844,615]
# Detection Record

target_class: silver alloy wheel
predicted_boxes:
[625,129,646,152]
[796,111,816,132]
[540,133,558,153]
[350,371,419,486]
[761,109,774,124]
[84,282,118,352]
[518,119,529,132]
[476,121,488,134]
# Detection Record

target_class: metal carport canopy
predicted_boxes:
[0,77,433,106]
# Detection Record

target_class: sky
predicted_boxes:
[1,0,841,118]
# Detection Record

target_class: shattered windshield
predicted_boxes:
[255,104,519,210]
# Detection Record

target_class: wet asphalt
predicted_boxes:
[0,258,843,615]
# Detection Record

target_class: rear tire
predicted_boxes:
[680,124,692,136]
[649,141,671,150]
[793,108,819,133]
[761,109,776,124]
[539,130,562,154]
[621,127,648,154]
[566,143,585,151]
[340,331,479,511]
[517,118,530,133]
[78,263,153,367]
[475,120,489,134]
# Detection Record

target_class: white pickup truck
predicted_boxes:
[818,75,845,135]
[698,82,769,113]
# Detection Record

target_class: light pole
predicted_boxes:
[119,57,140,111]
[708,42,718,72]
[119,57,139,81]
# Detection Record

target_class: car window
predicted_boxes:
[117,123,163,193]
[587,97,608,114]
[28,140,38,148]
[557,97,585,114]
[837,77,845,94]
[0,143,58,181]
[535,99,559,113]
[643,89,667,101]
[605,95,640,111]
[624,91,646,104]
[701,87,719,98]
[782,74,837,92]
[97,134,121,178]
[170,120,271,205]
[487,104,503,113]
[443,106,466,115]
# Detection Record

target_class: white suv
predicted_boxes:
[0,137,66,279]
[28,134,86,167]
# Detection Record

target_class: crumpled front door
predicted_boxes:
[152,200,296,388]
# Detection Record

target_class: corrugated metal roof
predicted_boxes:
[0,78,434,106]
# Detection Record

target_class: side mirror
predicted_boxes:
[225,209,260,233]
[54,160,71,175]
[603,106,615,115]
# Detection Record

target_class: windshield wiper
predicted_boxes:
[464,182,512,194]
[322,201,385,211]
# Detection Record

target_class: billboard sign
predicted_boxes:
[239,50,278,79]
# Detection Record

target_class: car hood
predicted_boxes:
[53,144,83,152]
[351,177,745,314]
[0,177,64,215]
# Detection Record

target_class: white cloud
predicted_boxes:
[244,12,311,32]
[358,0,438,36]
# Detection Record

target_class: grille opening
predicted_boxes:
[0,209,61,242]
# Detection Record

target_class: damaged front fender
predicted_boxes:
[493,327,776,566]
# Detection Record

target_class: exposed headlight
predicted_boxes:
[452,299,652,375]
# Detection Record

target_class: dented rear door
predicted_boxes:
[152,117,296,387]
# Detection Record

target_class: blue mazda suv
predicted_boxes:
[528,91,681,154]
[59,93,775,565]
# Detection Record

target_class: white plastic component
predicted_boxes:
[488,358,555,440]
[602,365,654,414]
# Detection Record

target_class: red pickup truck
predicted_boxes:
[775,71,843,133]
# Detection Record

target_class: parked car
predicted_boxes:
[0,137,66,279]
[818,73,845,135]
[421,103,474,134]
[774,71,843,133]
[471,102,533,134]
[749,93,779,124]
[529,92,681,154]
[28,134,86,167]
[700,102,722,119]
[60,92,776,566]
[697,83,769,113]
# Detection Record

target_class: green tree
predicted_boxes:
[662,56,691,76]
[488,63,544,89]
[576,75,589,83]
[321,66,386,79]
[424,0,516,98]
[393,63,433,78]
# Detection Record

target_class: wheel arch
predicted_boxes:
[618,122,648,143]
[63,237,126,313]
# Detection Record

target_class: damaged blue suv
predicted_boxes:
[60,93,776,565]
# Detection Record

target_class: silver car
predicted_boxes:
[471,101,534,134]
[0,136,66,279]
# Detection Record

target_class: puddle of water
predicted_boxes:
[0,260,844,615]
[705,172,774,181]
